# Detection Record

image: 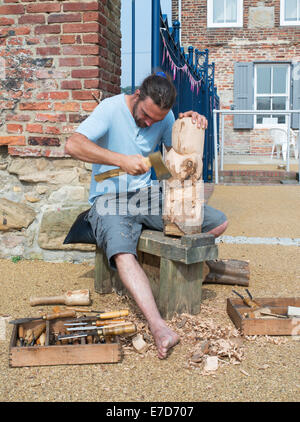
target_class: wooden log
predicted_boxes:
[203,259,250,287]
[163,117,205,236]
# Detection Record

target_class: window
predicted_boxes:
[207,0,243,28]
[280,0,300,25]
[254,64,290,126]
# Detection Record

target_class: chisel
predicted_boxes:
[66,322,134,332]
[64,319,126,327]
[232,289,260,310]
[9,310,77,325]
[58,323,136,340]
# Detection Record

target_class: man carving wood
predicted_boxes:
[65,73,228,359]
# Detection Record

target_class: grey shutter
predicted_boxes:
[291,62,300,130]
[233,62,254,129]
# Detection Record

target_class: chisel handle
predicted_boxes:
[98,309,129,320]
[44,310,76,320]
[100,323,136,336]
[243,297,260,310]
[93,319,125,326]
[18,326,25,346]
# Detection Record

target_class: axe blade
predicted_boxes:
[148,151,171,180]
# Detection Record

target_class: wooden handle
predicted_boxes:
[94,168,125,182]
[98,310,129,320]
[94,319,125,326]
[243,297,260,310]
[30,295,65,306]
[101,323,136,336]
[33,323,46,340]
[142,157,151,169]
[18,326,24,339]
[44,310,76,320]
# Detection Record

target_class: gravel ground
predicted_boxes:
[0,185,299,403]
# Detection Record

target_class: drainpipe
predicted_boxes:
[178,0,181,43]
[151,0,160,72]
[131,0,135,94]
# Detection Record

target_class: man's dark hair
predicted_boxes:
[139,73,176,110]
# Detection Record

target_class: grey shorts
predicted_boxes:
[88,187,226,270]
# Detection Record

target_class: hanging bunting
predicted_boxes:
[161,35,202,94]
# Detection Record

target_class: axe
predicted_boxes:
[94,151,171,183]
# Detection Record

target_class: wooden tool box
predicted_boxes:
[9,318,121,367]
[227,297,300,336]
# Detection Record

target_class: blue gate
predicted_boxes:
[151,3,220,182]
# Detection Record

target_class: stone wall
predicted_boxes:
[0,0,121,262]
[174,0,300,155]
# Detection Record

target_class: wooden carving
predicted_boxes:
[163,117,205,236]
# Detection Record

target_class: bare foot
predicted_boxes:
[150,322,180,359]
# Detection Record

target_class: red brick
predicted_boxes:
[19,14,45,24]
[84,79,100,89]
[82,56,100,66]
[83,11,100,22]
[28,136,60,146]
[54,102,80,112]
[6,114,31,122]
[81,102,97,112]
[0,101,15,110]
[72,68,99,78]
[61,80,82,90]
[69,114,88,123]
[44,36,60,45]
[35,25,61,35]
[27,3,61,13]
[60,35,76,44]
[0,17,15,25]
[63,2,99,12]
[72,90,100,100]
[6,124,23,134]
[14,26,31,35]
[26,124,44,133]
[50,92,69,100]
[82,33,100,44]
[59,57,81,67]
[62,45,100,55]
[35,113,67,123]
[63,22,100,33]
[48,13,81,23]
[0,5,24,14]
[20,102,52,111]
[44,126,61,135]
[36,47,60,56]
[0,136,26,146]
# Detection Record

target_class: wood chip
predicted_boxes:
[132,333,149,354]
[240,369,250,376]
[204,356,219,371]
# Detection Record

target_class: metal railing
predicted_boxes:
[151,1,219,182]
[213,109,300,184]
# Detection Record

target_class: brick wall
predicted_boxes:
[174,0,300,155]
[0,0,121,158]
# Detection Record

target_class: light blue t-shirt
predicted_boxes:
[76,93,175,205]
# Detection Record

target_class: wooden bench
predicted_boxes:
[94,229,218,319]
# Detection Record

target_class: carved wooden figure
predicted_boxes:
[163,117,205,236]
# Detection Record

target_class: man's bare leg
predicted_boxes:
[114,253,180,359]
[207,220,228,238]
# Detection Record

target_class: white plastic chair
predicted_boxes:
[270,128,299,160]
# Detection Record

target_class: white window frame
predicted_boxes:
[207,0,243,28]
[280,0,300,26]
[254,63,291,129]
